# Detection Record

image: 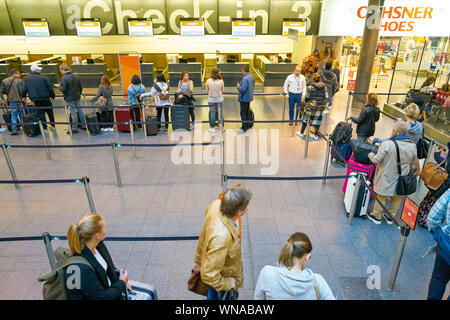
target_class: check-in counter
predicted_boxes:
[22,62,60,84]
[71,63,107,88]
[0,56,21,82]
[0,63,11,83]
[141,63,155,88]
[217,63,248,87]
[256,55,296,87]
[168,62,202,88]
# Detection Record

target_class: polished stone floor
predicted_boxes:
[0,86,447,300]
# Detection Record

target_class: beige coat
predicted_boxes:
[368,138,420,197]
[194,199,243,292]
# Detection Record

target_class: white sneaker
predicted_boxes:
[101,128,107,132]
[109,127,114,132]
[208,128,217,133]
[296,131,305,138]
[0,128,7,133]
[311,134,319,140]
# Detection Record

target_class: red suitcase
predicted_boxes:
[342,154,377,199]
[115,108,133,132]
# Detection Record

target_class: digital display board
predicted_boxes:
[128,18,153,37]
[76,18,102,37]
[232,19,256,37]
[283,19,306,37]
[180,19,205,36]
[22,19,50,37]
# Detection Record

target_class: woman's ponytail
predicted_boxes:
[277,232,313,268]
[68,223,83,255]
[67,214,105,255]
[277,242,294,268]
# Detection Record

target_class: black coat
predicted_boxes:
[60,72,83,102]
[22,72,55,101]
[175,91,195,105]
[64,241,126,300]
[351,104,380,138]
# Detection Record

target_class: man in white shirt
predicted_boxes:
[284,66,307,126]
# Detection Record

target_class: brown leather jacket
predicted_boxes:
[194,199,243,292]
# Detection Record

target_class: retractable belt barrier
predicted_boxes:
[0,235,199,243]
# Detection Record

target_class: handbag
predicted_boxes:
[187,267,209,296]
[154,83,170,100]
[416,138,429,159]
[393,140,417,196]
[350,139,379,165]
[419,160,448,191]
[94,86,108,109]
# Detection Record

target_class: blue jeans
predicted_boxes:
[328,95,334,107]
[288,93,302,121]
[427,247,450,300]
[206,287,237,300]
[67,100,86,129]
[209,102,223,128]
[9,101,24,131]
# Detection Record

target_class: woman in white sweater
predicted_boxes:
[254,232,335,300]
[206,68,224,133]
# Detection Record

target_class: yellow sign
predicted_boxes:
[24,22,47,28]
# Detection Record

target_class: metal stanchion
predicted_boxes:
[304,120,311,159]
[111,142,122,187]
[64,106,72,137]
[129,121,137,160]
[282,93,286,121]
[322,139,331,185]
[219,104,225,187]
[141,105,147,140]
[42,232,56,270]
[344,91,353,120]
[38,120,52,160]
[423,139,435,168]
[387,226,410,290]
[81,176,96,213]
[1,144,20,190]
[347,173,361,225]
[223,174,228,193]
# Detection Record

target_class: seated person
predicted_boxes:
[64,214,151,300]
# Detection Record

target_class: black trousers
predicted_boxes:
[100,109,114,128]
[239,101,251,131]
[157,107,169,129]
[188,106,195,124]
[300,122,320,135]
[132,105,141,128]
[34,99,55,129]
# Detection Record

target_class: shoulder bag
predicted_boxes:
[95,86,108,109]
[419,159,448,191]
[393,140,417,195]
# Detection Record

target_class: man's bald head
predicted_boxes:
[294,65,301,76]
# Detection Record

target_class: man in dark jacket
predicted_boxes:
[55,64,85,133]
[22,65,56,132]
[319,61,337,109]
[348,93,380,142]
[2,69,24,135]
[236,65,255,134]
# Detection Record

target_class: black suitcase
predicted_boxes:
[23,113,40,137]
[171,106,190,131]
[248,108,255,129]
[2,111,12,132]
[145,116,159,136]
[85,113,101,135]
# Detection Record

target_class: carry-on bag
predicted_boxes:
[343,154,376,199]
[85,113,101,135]
[1,105,12,132]
[331,142,352,163]
[350,139,378,165]
[344,173,370,218]
[171,106,190,131]
[330,121,352,145]
[115,107,133,132]
[22,108,40,137]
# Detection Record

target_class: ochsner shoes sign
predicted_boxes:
[319,0,449,36]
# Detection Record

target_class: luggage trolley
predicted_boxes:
[41,232,158,300]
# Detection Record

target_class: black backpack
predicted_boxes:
[330,122,352,145]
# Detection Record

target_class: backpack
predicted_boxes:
[94,86,108,108]
[153,83,170,100]
[38,247,93,300]
[330,122,353,145]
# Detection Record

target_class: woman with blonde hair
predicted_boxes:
[404,103,423,144]
[64,214,131,300]
[254,232,335,300]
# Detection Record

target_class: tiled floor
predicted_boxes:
[0,88,446,300]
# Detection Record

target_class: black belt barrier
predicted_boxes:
[225,175,351,181]
[0,235,199,242]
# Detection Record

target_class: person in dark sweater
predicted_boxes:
[347,93,380,142]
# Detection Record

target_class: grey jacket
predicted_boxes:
[368,138,420,197]
[1,76,24,102]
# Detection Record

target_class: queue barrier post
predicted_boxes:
[322,138,331,185]
[387,226,410,291]
[282,93,286,122]
[423,139,435,168]
[81,176,96,213]
[64,106,73,137]
[291,103,297,137]
[38,120,52,160]
[42,232,56,270]
[1,144,20,191]
[111,142,122,187]
[347,172,361,225]
[141,106,147,140]
[129,121,137,160]
[345,91,353,121]
[304,119,311,159]
[219,104,225,187]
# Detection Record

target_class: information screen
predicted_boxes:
[401,197,419,230]
[180,19,205,36]
[128,18,153,37]
[232,20,256,37]
[22,19,50,37]
[282,20,306,37]
[76,19,102,37]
